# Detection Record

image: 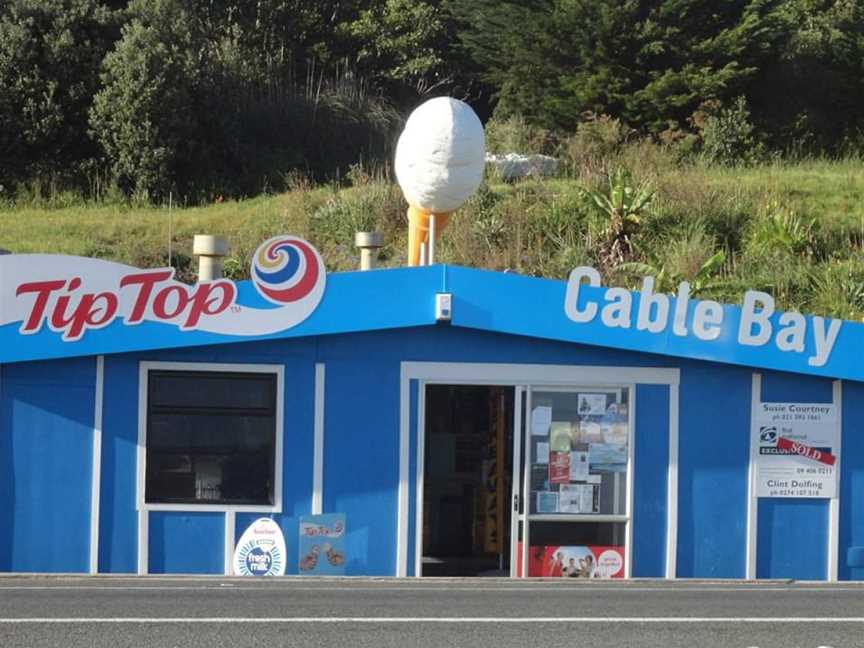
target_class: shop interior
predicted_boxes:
[422,385,514,576]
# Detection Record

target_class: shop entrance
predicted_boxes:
[412,371,636,579]
[421,385,514,576]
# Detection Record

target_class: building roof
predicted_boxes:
[0,255,859,382]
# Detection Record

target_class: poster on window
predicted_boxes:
[752,402,839,498]
[299,514,347,575]
[549,451,571,484]
[522,545,625,578]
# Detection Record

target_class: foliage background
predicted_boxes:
[2,0,864,320]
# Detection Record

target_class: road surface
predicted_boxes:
[0,576,861,647]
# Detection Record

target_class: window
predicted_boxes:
[145,369,278,506]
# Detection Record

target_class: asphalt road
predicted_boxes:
[0,577,862,648]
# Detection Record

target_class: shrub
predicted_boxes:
[485,114,556,155]
[698,96,764,166]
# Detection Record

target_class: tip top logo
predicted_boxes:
[251,236,325,305]
[9,235,326,342]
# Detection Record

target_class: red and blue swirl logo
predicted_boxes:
[251,236,326,305]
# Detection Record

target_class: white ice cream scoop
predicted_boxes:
[394,97,485,265]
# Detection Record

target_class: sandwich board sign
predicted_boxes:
[232,517,286,576]
[298,514,346,576]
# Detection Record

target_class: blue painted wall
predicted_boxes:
[3,324,862,579]
[0,357,95,572]
[99,354,139,573]
[676,363,751,578]
[840,380,864,580]
[632,384,669,577]
[149,512,223,574]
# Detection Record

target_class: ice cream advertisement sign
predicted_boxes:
[0,236,326,343]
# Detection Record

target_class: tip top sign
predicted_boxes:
[0,236,326,343]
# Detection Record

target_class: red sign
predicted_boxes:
[776,436,836,466]
[517,544,625,578]
[549,452,570,484]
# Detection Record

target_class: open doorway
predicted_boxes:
[421,385,514,576]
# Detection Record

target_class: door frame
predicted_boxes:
[398,362,680,578]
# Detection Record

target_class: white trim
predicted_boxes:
[413,382,426,578]
[312,363,325,515]
[624,383,636,578]
[401,362,679,386]
[665,382,679,578]
[223,511,236,576]
[396,369,411,577]
[509,386,523,577]
[520,387,531,578]
[136,361,284,513]
[137,364,148,574]
[399,362,677,579]
[89,355,104,574]
[828,379,842,582]
[137,508,148,575]
[746,372,761,580]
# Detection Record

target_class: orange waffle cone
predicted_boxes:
[407,206,451,266]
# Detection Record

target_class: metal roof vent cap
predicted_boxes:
[193,235,229,280]
[355,231,384,271]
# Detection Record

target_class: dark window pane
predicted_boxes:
[149,371,275,411]
[145,370,277,506]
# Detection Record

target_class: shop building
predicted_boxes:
[0,237,862,580]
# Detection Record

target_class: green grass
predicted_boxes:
[2,158,864,319]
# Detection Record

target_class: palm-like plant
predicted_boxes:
[579,168,654,268]
[617,225,728,296]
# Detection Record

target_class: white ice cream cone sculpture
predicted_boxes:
[395,98,485,266]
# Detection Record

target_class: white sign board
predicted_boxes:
[752,402,839,499]
[233,517,287,576]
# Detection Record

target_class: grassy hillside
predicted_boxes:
[2,157,864,319]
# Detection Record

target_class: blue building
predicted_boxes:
[0,237,862,580]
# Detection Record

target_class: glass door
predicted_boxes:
[517,386,632,579]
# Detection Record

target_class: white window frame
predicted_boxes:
[137,361,284,514]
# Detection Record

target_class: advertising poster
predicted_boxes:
[559,484,596,514]
[531,406,552,436]
[298,514,346,575]
[536,491,559,513]
[569,450,589,481]
[232,517,287,576]
[549,451,571,484]
[588,443,627,473]
[752,402,839,498]
[522,545,625,578]
[578,393,608,416]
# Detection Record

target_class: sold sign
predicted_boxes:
[776,437,836,466]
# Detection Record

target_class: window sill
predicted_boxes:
[139,503,282,513]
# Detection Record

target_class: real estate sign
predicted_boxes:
[752,402,839,498]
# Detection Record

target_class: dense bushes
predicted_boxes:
[2,0,864,204]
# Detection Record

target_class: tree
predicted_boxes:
[89,0,211,200]
[343,0,455,97]
[450,0,789,132]
[749,0,864,150]
[0,0,119,188]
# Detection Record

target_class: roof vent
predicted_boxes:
[193,235,229,281]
